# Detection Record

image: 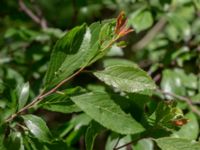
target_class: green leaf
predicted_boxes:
[65,114,90,146]
[6,68,24,85]
[198,76,200,93]
[103,58,139,68]
[166,13,191,41]
[23,135,71,150]
[85,121,103,150]
[133,138,154,150]
[130,9,153,33]
[17,82,30,110]
[94,65,156,94]
[22,114,52,142]
[128,93,152,110]
[4,131,24,150]
[155,137,200,150]
[39,87,84,113]
[44,24,87,88]
[41,100,80,114]
[154,102,176,124]
[106,45,123,57]
[0,136,5,150]
[176,5,195,22]
[161,69,197,98]
[87,21,116,65]
[105,134,132,150]
[194,0,200,11]
[23,135,47,150]
[161,69,184,97]
[147,101,187,131]
[0,125,6,150]
[71,92,145,135]
[63,113,91,141]
[44,21,116,89]
[70,113,91,127]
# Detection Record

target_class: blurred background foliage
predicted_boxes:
[1,0,200,149]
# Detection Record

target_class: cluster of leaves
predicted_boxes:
[1,0,200,150]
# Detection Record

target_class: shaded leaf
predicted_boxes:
[4,131,24,150]
[44,24,87,88]
[71,92,145,134]
[59,115,91,146]
[85,121,103,150]
[23,135,48,150]
[59,113,91,138]
[130,9,153,33]
[23,135,72,150]
[39,87,84,113]
[147,101,188,132]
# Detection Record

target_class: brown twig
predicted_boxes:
[113,137,121,150]
[132,17,167,50]
[19,0,47,29]
[113,134,149,150]
[5,90,45,123]
[191,101,200,105]
[5,67,84,123]
[157,89,200,117]
[35,67,85,101]
[30,0,43,17]
[153,74,161,83]
[114,140,134,150]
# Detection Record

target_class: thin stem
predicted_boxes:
[19,0,47,29]
[5,67,84,123]
[113,137,121,150]
[114,141,134,150]
[5,90,45,123]
[30,67,85,106]
[16,123,29,131]
[114,134,149,150]
[88,35,120,65]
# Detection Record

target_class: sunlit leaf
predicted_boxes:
[22,114,52,142]
[17,82,30,110]
[94,65,156,94]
